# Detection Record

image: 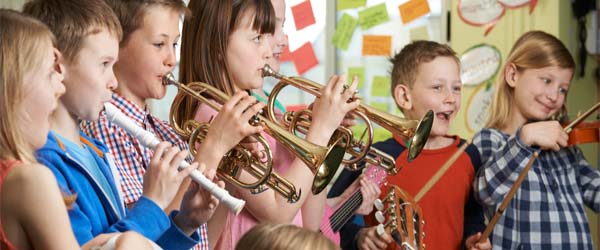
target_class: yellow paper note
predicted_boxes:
[399,0,430,24]
[362,35,392,56]
[410,26,429,41]
[347,67,365,89]
[371,76,391,97]
[337,0,366,10]
[332,13,358,50]
[358,3,389,30]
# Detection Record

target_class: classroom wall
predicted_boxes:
[450,0,599,248]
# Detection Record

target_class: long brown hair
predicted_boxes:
[486,31,575,130]
[173,0,275,126]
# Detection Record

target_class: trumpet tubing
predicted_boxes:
[166,75,344,196]
[261,64,434,174]
[103,103,245,214]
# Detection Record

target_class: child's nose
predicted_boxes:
[164,47,176,68]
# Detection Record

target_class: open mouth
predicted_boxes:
[436,111,453,121]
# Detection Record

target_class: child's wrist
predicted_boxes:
[173,213,198,236]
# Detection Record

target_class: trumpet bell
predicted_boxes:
[312,143,346,194]
[407,110,434,162]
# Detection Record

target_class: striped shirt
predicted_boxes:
[473,128,600,250]
[81,92,207,250]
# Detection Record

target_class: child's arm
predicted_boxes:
[572,146,600,212]
[473,128,539,206]
[6,164,81,249]
[463,188,489,250]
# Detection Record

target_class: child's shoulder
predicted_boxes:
[3,162,57,196]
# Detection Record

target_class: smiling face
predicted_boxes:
[226,8,273,92]
[21,44,66,150]
[114,5,180,106]
[395,56,462,139]
[61,30,118,121]
[507,65,572,125]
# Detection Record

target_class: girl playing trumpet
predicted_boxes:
[175,0,359,248]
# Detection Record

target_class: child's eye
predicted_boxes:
[453,86,462,92]
[558,87,568,94]
[153,42,165,48]
[541,77,551,84]
[102,61,110,67]
[252,35,262,43]
[172,42,179,48]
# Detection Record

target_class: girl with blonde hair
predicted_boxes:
[473,30,599,249]
[236,224,338,250]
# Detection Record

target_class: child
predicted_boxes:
[329,40,490,250]
[25,0,258,249]
[473,30,599,249]
[175,0,359,248]
[0,8,151,250]
[81,0,265,249]
[235,223,338,250]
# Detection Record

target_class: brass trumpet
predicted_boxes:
[262,65,433,175]
[166,75,345,197]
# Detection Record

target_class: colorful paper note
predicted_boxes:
[291,42,318,75]
[399,0,431,24]
[347,67,365,89]
[291,0,316,31]
[337,0,366,10]
[362,35,392,56]
[409,26,429,41]
[371,76,391,97]
[332,13,358,50]
[358,3,389,30]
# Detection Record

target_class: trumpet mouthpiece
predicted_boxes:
[262,64,282,79]
[162,72,177,86]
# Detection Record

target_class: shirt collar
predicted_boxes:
[110,92,150,126]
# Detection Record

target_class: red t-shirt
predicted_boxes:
[384,135,475,250]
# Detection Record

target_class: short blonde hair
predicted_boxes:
[236,224,338,250]
[23,0,122,63]
[486,31,575,130]
[0,9,55,163]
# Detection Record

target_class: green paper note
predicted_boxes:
[371,75,391,97]
[347,67,365,89]
[358,3,389,30]
[337,0,366,10]
[332,14,358,50]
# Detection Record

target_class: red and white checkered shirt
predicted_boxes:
[81,93,208,250]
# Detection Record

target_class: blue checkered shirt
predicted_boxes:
[472,128,600,250]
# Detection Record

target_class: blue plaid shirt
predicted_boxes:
[473,128,600,250]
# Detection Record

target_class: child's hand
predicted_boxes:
[357,226,392,250]
[142,142,195,209]
[520,120,567,151]
[465,232,491,250]
[174,163,224,236]
[309,75,360,141]
[204,91,265,157]
[356,176,381,215]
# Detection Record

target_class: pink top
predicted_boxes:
[193,102,303,250]
[0,160,19,250]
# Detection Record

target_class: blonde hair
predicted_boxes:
[236,224,338,250]
[0,9,55,163]
[486,31,575,130]
[23,0,122,63]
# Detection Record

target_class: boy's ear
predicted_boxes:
[393,84,412,110]
[505,63,518,87]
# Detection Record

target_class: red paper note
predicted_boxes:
[291,42,318,75]
[362,35,391,56]
[292,0,316,31]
